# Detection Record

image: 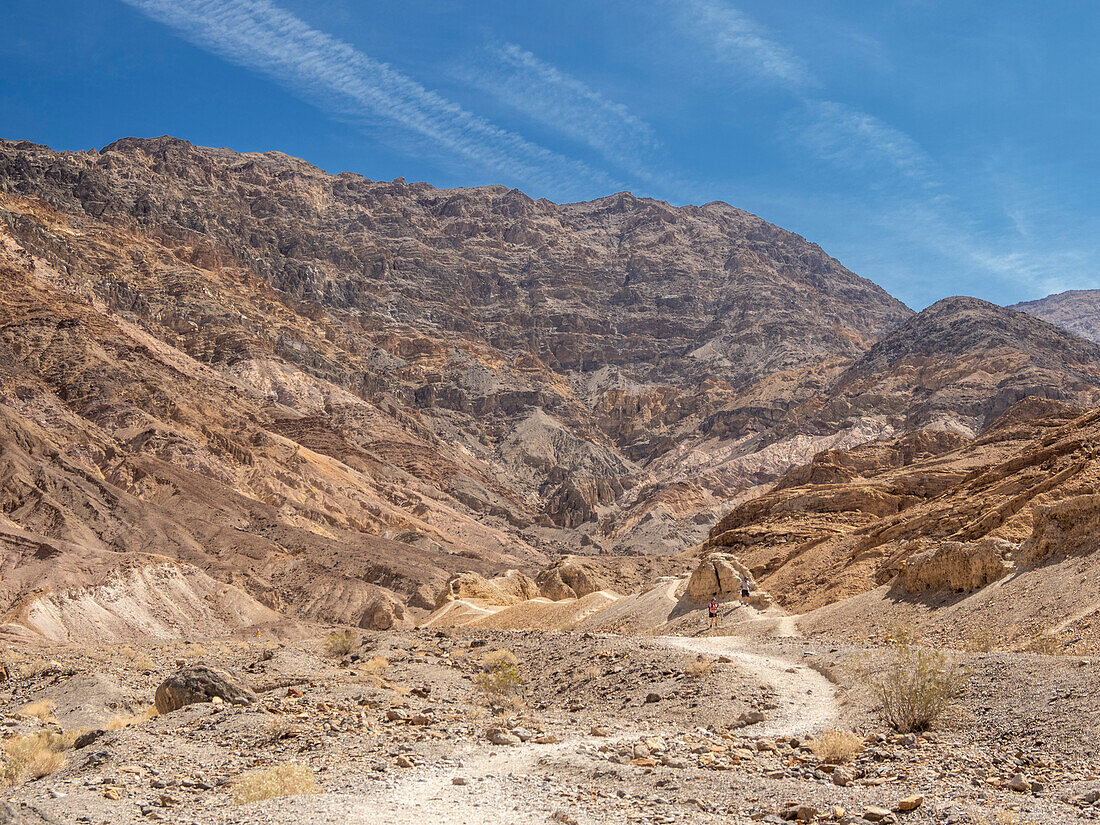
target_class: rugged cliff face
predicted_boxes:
[2,135,1100,635]
[1011,289,1100,344]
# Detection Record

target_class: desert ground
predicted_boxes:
[3,577,1099,825]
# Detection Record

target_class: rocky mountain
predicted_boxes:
[795,296,1100,437]
[2,135,1100,638]
[1011,288,1100,343]
[706,394,1100,648]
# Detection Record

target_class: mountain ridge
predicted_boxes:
[2,134,1099,636]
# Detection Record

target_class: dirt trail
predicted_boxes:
[655,635,838,737]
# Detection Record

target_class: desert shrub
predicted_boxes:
[960,626,996,653]
[18,700,56,723]
[323,629,358,658]
[577,664,602,681]
[0,732,67,787]
[810,728,862,763]
[230,762,320,804]
[107,706,158,730]
[683,655,713,679]
[870,643,966,733]
[474,649,525,705]
[264,715,297,743]
[1024,628,1061,655]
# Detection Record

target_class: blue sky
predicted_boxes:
[2,1,1098,309]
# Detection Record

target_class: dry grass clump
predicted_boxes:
[106,706,159,730]
[683,655,713,679]
[577,664,602,681]
[960,626,996,653]
[474,649,526,708]
[1,732,68,787]
[264,715,298,743]
[1023,628,1062,655]
[810,728,862,764]
[870,643,966,733]
[230,762,320,804]
[18,700,56,723]
[322,629,358,658]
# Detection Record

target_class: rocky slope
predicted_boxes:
[4,135,1100,640]
[706,394,1100,652]
[1011,288,1100,343]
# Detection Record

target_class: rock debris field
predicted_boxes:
[2,624,1100,825]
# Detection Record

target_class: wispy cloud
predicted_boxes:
[666,0,811,90]
[462,45,655,167]
[792,100,936,184]
[458,42,690,196]
[121,0,621,198]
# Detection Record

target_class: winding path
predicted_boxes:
[655,635,838,737]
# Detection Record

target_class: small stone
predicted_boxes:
[737,710,766,727]
[862,807,891,822]
[895,795,923,811]
[385,709,408,722]
[73,730,106,749]
[512,727,534,741]
[408,714,432,726]
[452,777,469,785]
[756,738,778,753]
[832,767,856,787]
[535,734,560,744]
[1008,773,1030,792]
[487,729,521,746]
[645,693,662,704]
[103,788,121,801]
[396,755,414,768]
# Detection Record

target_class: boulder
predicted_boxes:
[154,664,256,714]
[686,551,772,607]
[896,538,1016,592]
[359,593,405,631]
[1020,494,1100,564]
[537,557,610,601]
[0,803,62,825]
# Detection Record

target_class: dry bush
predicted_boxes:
[474,649,525,707]
[577,664,602,681]
[683,655,713,679]
[810,729,862,764]
[264,715,298,743]
[1024,628,1062,655]
[106,706,158,730]
[18,700,56,723]
[184,643,209,658]
[960,626,996,653]
[870,644,966,733]
[363,656,389,676]
[231,762,320,804]
[1,732,67,787]
[322,629,358,658]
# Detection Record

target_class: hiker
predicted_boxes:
[740,575,752,605]
[707,597,719,629]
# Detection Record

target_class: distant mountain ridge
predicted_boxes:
[2,134,1100,637]
[1010,289,1100,344]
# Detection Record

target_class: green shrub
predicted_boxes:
[870,643,965,733]
[322,629,357,658]
[474,649,526,705]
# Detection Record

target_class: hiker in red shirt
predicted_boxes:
[707,597,719,630]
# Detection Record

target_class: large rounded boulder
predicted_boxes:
[154,664,256,714]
